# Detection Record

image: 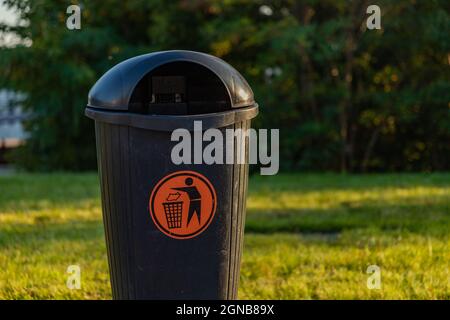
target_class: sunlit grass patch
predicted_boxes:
[240,232,450,299]
[0,173,449,299]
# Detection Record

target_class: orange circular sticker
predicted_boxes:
[149,171,217,239]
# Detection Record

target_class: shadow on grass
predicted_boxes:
[0,220,104,248]
[1,202,447,247]
[249,173,450,193]
[0,173,100,212]
[246,202,450,236]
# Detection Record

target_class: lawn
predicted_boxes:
[0,173,449,299]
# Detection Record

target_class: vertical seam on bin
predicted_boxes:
[100,124,112,297]
[108,124,121,298]
[230,124,239,299]
[122,126,129,299]
[124,126,134,299]
[122,127,131,298]
[227,124,235,299]
[231,122,240,299]
[124,125,136,298]
[101,123,116,298]
[243,120,250,295]
[237,120,249,298]
[234,121,243,299]
[109,126,124,299]
[127,126,137,298]
[116,127,122,297]
[242,120,250,297]
[233,122,243,299]
[128,126,137,299]
[97,124,111,297]
[107,125,122,299]
[118,126,130,298]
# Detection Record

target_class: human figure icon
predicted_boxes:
[172,177,201,227]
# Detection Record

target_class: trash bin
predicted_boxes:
[85,50,258,299]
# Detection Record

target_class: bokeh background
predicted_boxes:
[0,0,449,299]
[1,0,449,172]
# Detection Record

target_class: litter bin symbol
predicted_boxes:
[163,194,183,229]
[150,171,216,239]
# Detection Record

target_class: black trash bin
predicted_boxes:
[85,50,258,299]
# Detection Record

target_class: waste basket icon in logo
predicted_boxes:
[162,192,183,229]
[149,171,217,239]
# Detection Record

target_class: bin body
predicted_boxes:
[86,50,257,299]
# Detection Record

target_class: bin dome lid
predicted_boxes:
[87,50,254,111]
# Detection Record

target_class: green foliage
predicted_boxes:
[0,173,449,298]
[0,0,449,171]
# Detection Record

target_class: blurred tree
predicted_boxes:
[202,0,450,172]
[0,0,449,172]
[0,0,208,170]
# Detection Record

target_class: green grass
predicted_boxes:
[0,173,449,299]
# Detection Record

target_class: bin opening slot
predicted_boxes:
[151,76,186,104]
[129,62,231,115]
